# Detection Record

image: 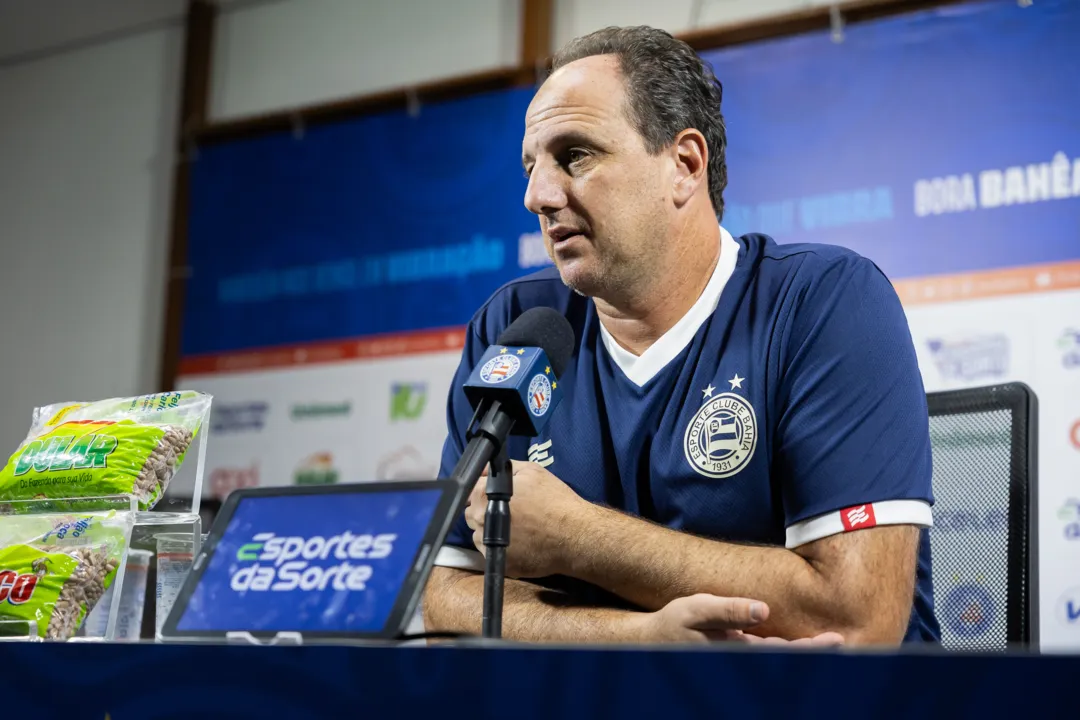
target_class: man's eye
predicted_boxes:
[568,149,587,165]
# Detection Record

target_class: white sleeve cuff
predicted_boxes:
[785,499,933,549]
[433,545,485,572]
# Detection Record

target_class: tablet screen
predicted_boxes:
[174,487,444,634]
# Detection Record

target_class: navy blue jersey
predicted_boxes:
[435,229,940,642]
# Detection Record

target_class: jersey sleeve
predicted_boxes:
[432,321,488,572]
[775,254,934,549]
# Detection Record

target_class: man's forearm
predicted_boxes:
[564,505,915,643]
[422,566,643,643]
[566,510,836,637]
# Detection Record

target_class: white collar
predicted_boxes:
[599,226,740,387]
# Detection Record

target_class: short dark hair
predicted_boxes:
[550,26,728,221]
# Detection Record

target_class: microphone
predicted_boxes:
[446,307,575,639]
[449,306,575,494]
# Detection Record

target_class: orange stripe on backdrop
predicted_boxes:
[893,260,1080,306]
[177,326,468,376]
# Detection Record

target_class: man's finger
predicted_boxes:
[464,504,483,530]
[681,594,769,630]
[736,631,845,647]
[468,482,485,506]
[807,632,845,647]
[702,629,743,643]
[757,636,794,645]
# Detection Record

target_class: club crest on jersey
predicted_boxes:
[684,389,757,479]
[479,354,521,384]
[527,373,552,416]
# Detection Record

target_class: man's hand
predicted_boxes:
[423,566,847,646]
[636,594,845,646]
[465,460,593,579]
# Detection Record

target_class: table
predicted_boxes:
[2,640,1075,718]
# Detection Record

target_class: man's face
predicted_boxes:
[522,55,672,300]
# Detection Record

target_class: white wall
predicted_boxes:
[211,0,523,121]
[0,0,184,62]
[554,0,832,49]
[0,15,183,452]
[208,0,837,121]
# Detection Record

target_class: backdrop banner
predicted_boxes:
[178,0,1080,650]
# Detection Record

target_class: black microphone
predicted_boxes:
[447,307,575,639]
[449,306,575,495]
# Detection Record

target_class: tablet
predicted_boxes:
[159,481,465,643]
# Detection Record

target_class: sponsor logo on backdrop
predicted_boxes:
[926,335,1009,382]
[1059,499,1080,541]
[1059,329,1080,369]
[518,232,553,269]
[295,453,338,486]
[210,402,269,435]
[209,462,260,500]
[942,582,995,638]
[528,439,554,468]
[376,446,436,481]
[1058,588,1080,627]
[1071,419,1080,450]
[290,402,351,421]
[231,530,396,592]
[218,234,505,305]
[934,508,1009,533]
[724,186,893,237]
[913,150,1080,217]
[390,383,427,421]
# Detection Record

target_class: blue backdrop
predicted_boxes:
[183,0,1080,358]
[705,0,1080,278]
[186,86,536,356]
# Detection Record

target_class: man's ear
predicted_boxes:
[671,128,708,207]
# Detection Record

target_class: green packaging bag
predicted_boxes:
[0,510,133,640]
[0,392,212,511]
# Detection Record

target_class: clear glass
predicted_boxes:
[81,548,152,641]
[154,530,203,640]
[0,618,39,642]
[0,494,138,515]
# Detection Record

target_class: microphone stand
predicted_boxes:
[481,444,512,640]
[448,400,515,640]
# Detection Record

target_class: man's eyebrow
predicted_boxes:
[522,130,600,169]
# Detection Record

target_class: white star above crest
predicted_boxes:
[729,374,745,390]
[702,384,715,398]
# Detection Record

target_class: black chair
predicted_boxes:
[926,382,1038,651]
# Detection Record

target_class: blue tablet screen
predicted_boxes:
[175,488,443,633]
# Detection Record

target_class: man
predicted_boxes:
[423,26,938,645]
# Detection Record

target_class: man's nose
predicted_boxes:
[524,164,568,216]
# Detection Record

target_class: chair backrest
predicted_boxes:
[926,382,1038,652]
